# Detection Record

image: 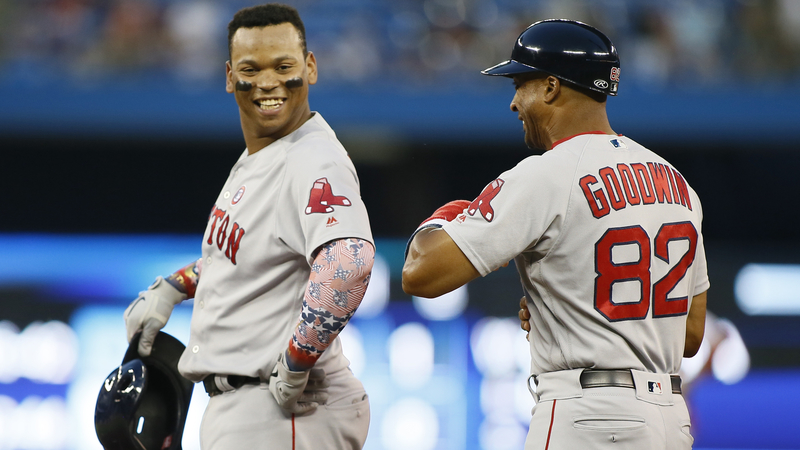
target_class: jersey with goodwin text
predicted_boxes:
[444,133,709,376]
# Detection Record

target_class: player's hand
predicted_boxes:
[269,352,326,414]
[519,296,531,341]
[494,261,510,272]
[124,276,187,356]
[302,367,330,405]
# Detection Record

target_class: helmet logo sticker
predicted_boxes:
[594,79,609,89]
[610,67,621,82]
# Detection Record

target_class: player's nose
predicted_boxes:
[254,72,281,90]
[510,92,520,112]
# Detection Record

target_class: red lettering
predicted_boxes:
[205,205,246,264]
[653,222,697,317]
[617,164,641,205]
[647,163,673,204]
[582,163,693,218]
[225,222,246,264]
[594,223,695,322]
[667,167,680,203]
[631,163,655,204]
[207,206,226,245]
[671,169,693,211]
[216,215,229,250]
[579,175,610,218]
[599,167,626,211]
[594,226,651,321]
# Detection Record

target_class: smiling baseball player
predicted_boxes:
[404,20,708,449]
[123,4,373,449]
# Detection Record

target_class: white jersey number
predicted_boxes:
[594,221,698,322]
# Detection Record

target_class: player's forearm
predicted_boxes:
[402,228,480,298]
[285,238,375,371]
[164,258,202,299]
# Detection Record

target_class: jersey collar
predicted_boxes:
[550,131,620,150]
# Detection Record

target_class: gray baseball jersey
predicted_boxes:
[178,113,373,382]
[444,133,709,376]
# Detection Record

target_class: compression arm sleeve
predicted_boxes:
[286,238,375,371]
[165,258,202,298]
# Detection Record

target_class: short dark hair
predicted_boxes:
[227,3,307,59]
[566,81,607,103]
[517,72,607,104]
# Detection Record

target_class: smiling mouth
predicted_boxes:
[256,99,284,110]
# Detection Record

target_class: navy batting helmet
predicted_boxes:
[95,332,194,450]
[482,19,620,96]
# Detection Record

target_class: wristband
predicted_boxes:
[166,259,201,298]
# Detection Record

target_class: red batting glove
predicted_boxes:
[418,200,471,228]
[406,200,471,260]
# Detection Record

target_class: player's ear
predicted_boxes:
[305,52,318,86]
[225,60,235,93]
[543,76,560,103]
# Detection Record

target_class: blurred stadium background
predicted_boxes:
[1,0,800,449]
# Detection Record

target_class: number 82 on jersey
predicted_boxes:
[594,221,698,322]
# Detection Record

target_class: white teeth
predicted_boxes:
[258,99,283,110]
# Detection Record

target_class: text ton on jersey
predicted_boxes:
[305,177,352,214]
[207,205,246,265]
[468,178,504,222]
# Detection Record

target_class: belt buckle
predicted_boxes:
[203,375,223,397]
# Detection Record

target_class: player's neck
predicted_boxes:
[241,109,314,155]
[546,104,615,150]
[244,135,278,154]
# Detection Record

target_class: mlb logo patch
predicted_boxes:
[609,138,627,149]
[647,381,663,395]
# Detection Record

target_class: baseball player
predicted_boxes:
[123,4,373,449]
[403,20,708,449]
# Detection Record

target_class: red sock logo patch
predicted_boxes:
[305,178,352,214]
[468,178,504,222]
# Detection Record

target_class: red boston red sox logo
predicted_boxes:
[467,178,504,222]
[305,177,352,214]
[610,67,620,82]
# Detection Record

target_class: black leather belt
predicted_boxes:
[203,374,262,397]
[580,369,682,394]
